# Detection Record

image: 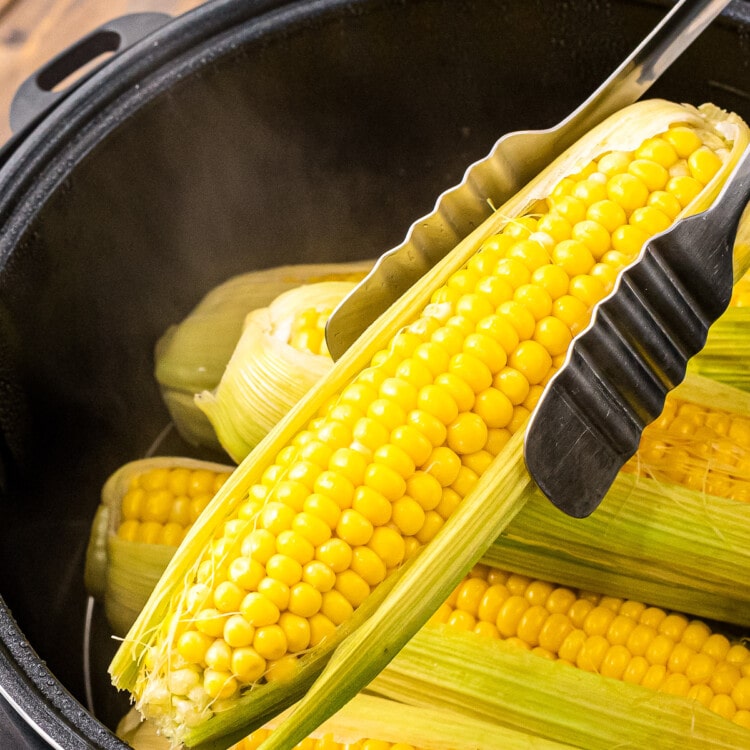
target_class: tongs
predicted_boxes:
[325,0,745,517]
[526,148,750,517]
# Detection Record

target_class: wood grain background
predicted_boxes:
[0,0,207,145]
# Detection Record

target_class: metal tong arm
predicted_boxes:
[325,0,731,360]
[525,146,750,518]
[533,0,732,165]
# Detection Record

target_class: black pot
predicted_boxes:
[0,0,749,746]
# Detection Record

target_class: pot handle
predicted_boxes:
[9,12,172,135]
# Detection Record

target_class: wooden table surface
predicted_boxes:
[0,0,207,145]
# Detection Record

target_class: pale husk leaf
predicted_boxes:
[195,282,357,462]
[155,261,372,449]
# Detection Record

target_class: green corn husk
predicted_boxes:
[109,101,750,750]
[117,693,577,750]
[689,308,750,391]
[155,261,372,451]
[485,484,750,625]
[196,281,361,463]
[368,626,750,750]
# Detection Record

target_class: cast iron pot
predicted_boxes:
[0,0,749,747]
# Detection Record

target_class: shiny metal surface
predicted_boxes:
[325,0,732,359]
[525,146,750,517]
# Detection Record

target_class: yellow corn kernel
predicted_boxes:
[629,205,671,235]
[568,274,606,308]
[688,146,723,185]
[567,599,595,629]
[176,630,213,664]
[544,587,577,615]
[116,519,139,542]
[516,605,549,647]
[636,137,679,168]
[709,693,738,721]
[597,150,632,176]
[606,173,649,212]
[286,582,322,619]
[558,628,588,663]
[663,126,703,157]
[667,174,704,207]
[571,176,608,206]
[287,304,337,356]
[628,158,669,191]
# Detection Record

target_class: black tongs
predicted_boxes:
[324,0,747,518]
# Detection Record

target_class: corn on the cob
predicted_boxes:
[84,458,233,636]
[196,282,360,462]
[487,373,750,626]
[156,261,372,451]
[114,462,232,546]
[367,563,750,750]
[436,564,750,727]
[110,100,749,750]
[688,214,750,390]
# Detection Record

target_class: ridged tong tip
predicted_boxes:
[524,147,750,517]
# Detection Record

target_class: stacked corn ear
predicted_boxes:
[486,372,750,626]
[689,217,750,390]
[196,281,363,463]
[109,100,750,750]
[116,694,575,750]
[367,562,750,750]
[155,261,372,451]
[84,458,233,636]
[731,269,750,307]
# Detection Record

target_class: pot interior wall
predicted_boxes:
[0,0,748,736]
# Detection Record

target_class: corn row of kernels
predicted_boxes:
[116,467,231,546]
[731,270,750,307]
[621,396,750,502]
[234,728,420,750]
[140,123,729,725]
[431,564,750,728]
[287,305,338,357]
